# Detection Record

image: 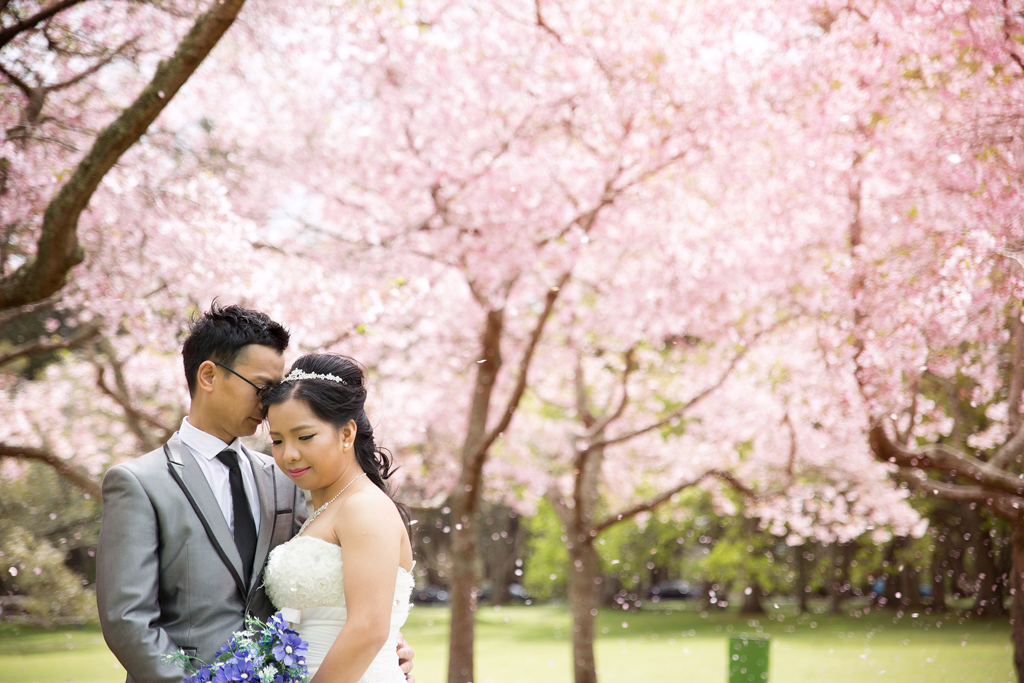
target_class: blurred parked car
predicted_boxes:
[413,585,449,604]
[647,580,699,601]
[478,583,530,603]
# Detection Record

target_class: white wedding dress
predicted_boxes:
[264,535,414,682]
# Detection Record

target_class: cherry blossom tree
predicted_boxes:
[748,0,1024,676]
[511,317,924,682]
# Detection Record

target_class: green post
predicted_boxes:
[728,634,770,683]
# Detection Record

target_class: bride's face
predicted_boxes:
[267,397,349,491]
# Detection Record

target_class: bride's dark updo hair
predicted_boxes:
[262,354,402,510]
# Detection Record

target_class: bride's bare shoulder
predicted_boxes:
[334,484,405,531]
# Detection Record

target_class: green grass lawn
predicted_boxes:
[0,601,1014,683]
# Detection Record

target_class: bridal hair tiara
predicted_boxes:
[283,369,348,385]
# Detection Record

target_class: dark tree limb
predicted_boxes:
[897,466,1024,521]
[573,350,594,427]
[0,0,85,50]
[990,424,1024,471]
[870,422,1024,497]
[584,346,636,439]
[593,469,755,534]
[1007,305,1024,434]
[0,60,31,97]
[0,321,100,366]
[535,0,564,44]
[0,0,248,311]
[463,270,572,500]
[782,411,798,476]
[0,293,60,327]
[0,442,101,498]
[90,340,170,451]
[591,341,752,449]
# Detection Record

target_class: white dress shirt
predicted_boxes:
[179,417,262,537]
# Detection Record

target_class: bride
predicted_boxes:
[262,354,414,683]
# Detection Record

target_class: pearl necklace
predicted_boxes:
[298,473,368,536]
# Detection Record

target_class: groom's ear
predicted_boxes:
[196,360,218,394]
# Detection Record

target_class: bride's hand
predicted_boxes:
[397,632,415,681]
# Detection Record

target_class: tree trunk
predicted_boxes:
[902,567,925,610]
[567,538,600,683]
[1009,521,1024,681]
[877,537,902,609]
[974,525,1007,617]
[829,542,854,614]
[740,580,766,615]
[447,499,478,683]
[446,308,503,683]
[931,531,947,612]
[795,544,810,613]
[478,505,516,605]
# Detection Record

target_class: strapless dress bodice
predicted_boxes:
[263,535,414,682]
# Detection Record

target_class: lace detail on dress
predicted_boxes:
[265,536,346,611]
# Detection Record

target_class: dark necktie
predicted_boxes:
[216,449,258,586]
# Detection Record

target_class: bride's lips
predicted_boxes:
[287,466,311,478]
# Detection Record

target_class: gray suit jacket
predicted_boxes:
[96,433,307,683]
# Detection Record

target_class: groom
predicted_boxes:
[96,304,414,682]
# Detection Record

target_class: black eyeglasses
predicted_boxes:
[212,361,274,399]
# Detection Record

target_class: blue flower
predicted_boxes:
[212,656,257,683]
[266,613,288,635]
[271,631,308,667]
[215,636,239,660]
[186,668,212,683]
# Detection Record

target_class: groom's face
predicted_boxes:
[208,344,285,440]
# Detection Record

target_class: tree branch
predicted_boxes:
[0,0,85,50]
[0,443,101,498]
[783,411,797,477]
[0,60,33,98]
[464,270,572,494]
[573,350,594,427]
[988,423,1024,470]
[585,346,637,439]
[591,319,793,450]
[1002,0,1024,75]
[869,422,1024,496]
[535,0,563,44]
[44,37,138,93]
[0,322,100,367]
[1007,304,1024,433]
[591,342,750,449]
[91,340,169,450]
[0,292,61,327]
[0,0,249,311]
[593,469,754,534]
[897,466,1024,521]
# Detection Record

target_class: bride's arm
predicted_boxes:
[312,491,404,683]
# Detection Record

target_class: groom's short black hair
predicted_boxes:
[182,302,290,397]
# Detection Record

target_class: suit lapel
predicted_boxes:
[164,433,246,595]
[244,445,277,593]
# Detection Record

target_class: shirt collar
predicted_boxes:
[180,417,244,461]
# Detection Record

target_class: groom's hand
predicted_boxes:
[397,632,415,683]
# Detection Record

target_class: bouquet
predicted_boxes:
[166,613,309,683]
